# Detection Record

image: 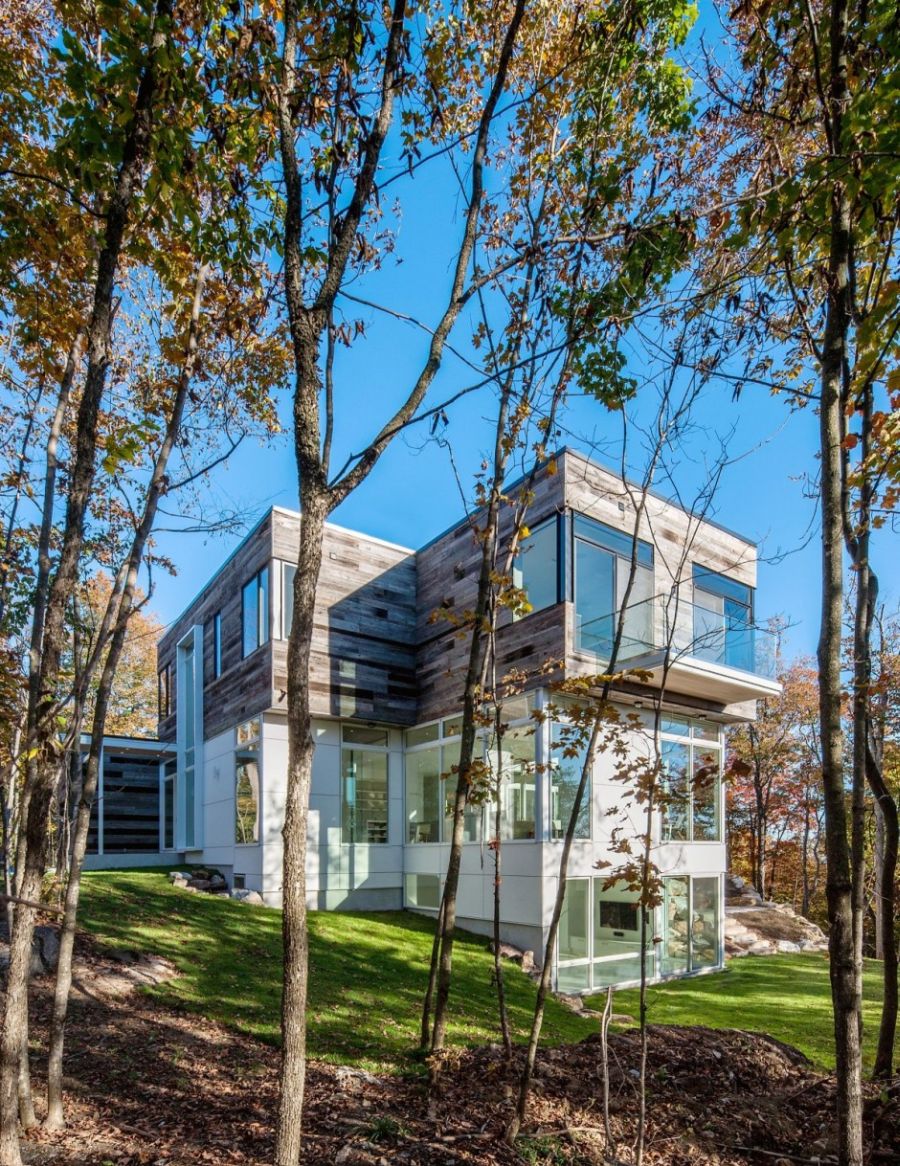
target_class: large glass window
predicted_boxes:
[242,566,270,657]
[691,877,721,969]
[235,717,261,845]
[557,873,721,991]
[488,728,536,840]
[660,875,720,975]
[512,517,558,615]
[660,875,690,976]
[442,737,483,843]
[660,719,722,843]
[557,878,590,992]
[692,566,754,672]
[406,746,441,842]
[342,741,388,844]
[593,883,644,987]
[573,515,654,658]
[549,722,591,840]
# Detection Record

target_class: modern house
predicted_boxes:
[88,448,781,992]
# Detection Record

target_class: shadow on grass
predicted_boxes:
[79,870,594,1071]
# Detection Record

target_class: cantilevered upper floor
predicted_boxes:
[156,448,780,741]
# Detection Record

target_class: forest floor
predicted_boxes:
[15,938,900,1166]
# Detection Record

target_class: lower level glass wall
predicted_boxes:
[557,873,721,991]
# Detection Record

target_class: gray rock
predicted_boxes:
[230,889,264,905]
[168,871,192,883]
[776,940,801,954]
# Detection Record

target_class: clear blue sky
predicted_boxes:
[145,7,896,665]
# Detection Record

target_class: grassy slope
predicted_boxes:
[589,953,886,1071]
[78,870,593,1071]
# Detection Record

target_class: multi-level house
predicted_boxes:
[87,448,781,993]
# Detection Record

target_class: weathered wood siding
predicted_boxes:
[157,513,274,742]
[271,512,418,725]
[415,461,566,724]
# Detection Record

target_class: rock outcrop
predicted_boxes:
[725,874,828,957]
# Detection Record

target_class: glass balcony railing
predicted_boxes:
[575,594,778,681]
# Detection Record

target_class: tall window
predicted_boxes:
[487,727,537,840]
[282,562,296,638]
[692,566,754,672]
[342,725,389,843]
[659,716,722,843]
[158,662,173,719]
[660,874,720,976]
[181,640,196,848]
[162,757,176,850]
[212,612,222,678]
[242,566,270,657]
[573,515,654,657]
[512,517,558,616]
[549,722,591,840]
[235,717,260,845]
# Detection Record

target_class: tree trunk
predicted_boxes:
[276,487,327,1166]
[868,736,898,1078]
[818,167,863,1166]
[491,716,512,1061]
[44,265,206,1130]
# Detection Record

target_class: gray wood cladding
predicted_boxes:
[158,510,419,737]
[156,451,760,739]
[272,513,418,725]
[414,461,566,724]
[157,514,274,741]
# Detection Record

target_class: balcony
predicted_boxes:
[574,594,782,706]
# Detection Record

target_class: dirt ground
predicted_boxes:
[11,948,900,1166]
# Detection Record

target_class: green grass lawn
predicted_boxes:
[588,953,886,1071]
[78,869,594,1071]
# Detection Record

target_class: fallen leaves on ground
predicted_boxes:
[12,946,899,1165]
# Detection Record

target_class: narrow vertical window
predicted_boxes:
[157,663,173,719]
[213,611,222,678]
[235,718,261,845]
[282,562,297,638]
[341,725,389,843]
[162,758,176,850]
[242,567,270,657]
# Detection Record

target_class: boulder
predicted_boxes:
[0,924,60,978]
[168,871,191,883]
[230,889,264,905]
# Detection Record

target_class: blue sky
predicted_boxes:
[145,5,896,664]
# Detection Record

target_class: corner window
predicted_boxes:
[242,566,270,657]
[342,724,388,843]
[660,719,722,843]
[573,514,654,658]
[660,874,720,975]
[549,722,591,840]
[235,717,260,845]
[692,566,754,672]
[512,517,558,616]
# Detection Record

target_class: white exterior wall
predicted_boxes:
[258,716,405,910]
